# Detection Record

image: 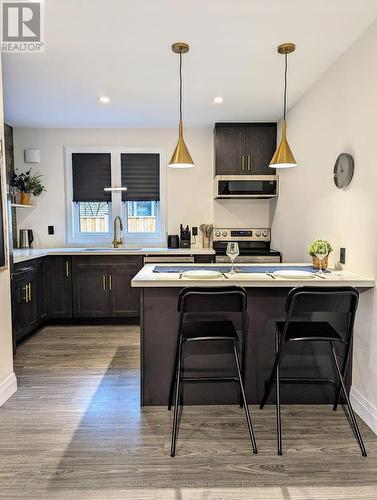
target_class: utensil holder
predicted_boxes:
[202,237,210,248]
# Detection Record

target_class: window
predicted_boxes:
[78,201,110,233]
[125,201,158,233]
[65,147,165,244]
[121,153,161,237]
[71,152,112,239]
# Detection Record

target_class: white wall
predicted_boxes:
[0,57,17,406]
[272,20,377,431]
[13,127,270,247]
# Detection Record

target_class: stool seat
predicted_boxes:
[276,321,343,342]
[182,320,238,341]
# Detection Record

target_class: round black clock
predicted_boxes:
[334,153,354,189]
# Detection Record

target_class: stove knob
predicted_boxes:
[262,231,269,238]
[255,231,261,237]
[222,231,228,237]
[214,231,221,237]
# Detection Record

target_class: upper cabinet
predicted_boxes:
[214,123,277,176]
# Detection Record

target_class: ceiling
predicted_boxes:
[3,0,377,128]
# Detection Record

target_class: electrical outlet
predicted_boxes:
[340,247,346,264]
[192,226,198,236]
[48,225,54,235]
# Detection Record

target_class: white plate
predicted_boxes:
[182,270,223,280]
[273,270,314,279]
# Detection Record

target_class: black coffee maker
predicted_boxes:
[180,225,191,248]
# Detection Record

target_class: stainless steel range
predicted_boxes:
[213,228,281,263]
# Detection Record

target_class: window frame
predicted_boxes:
[64,146,166,246]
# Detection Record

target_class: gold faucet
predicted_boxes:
[112,216,123,248]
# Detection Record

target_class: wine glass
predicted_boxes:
[315,241,327,273]
[226,242,239,274]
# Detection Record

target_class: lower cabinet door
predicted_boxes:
[108,257,142,317]
[12,283,26,343]
[23,280,39,334]
[35,259,47,322]
[72,262,109,317]
[46,256,73,318]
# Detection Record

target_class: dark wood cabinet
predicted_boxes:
[72,256,142,318]
[72,260,108,317]
[215,125,246,175]
[214,123,277,176]
[36,258,47,322]
[244,124,277,175]
[12,259,46,345]
[12,281,27,344]
[46,256,72,318]
[108,258,141,317]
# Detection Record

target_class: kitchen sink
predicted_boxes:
[82,247,142,252]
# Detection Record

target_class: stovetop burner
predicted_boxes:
[213,227,281,263]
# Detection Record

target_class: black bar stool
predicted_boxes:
[260,286,367,457]
[168,286,257,457]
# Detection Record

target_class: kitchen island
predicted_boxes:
[132,263,374,406]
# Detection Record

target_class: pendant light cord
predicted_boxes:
[283,52,288,121]
[179,51,183,122]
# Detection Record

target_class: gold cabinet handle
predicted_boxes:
[108,274,112,291]
[66,261,70,278]
[28,283,32,302]
[22,285,28,303]
[102,275,106,291]
[247,155,251,172]
[241,155,245,172]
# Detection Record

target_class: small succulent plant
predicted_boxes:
[307,240,333,257]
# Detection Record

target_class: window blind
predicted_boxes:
[121,153,160,201]
[72,153,111,202]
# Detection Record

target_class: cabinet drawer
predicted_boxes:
[13,263,35,285]
[72,255,142,267]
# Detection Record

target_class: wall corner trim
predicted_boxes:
[0,372,17,407]
[351,387,377,436]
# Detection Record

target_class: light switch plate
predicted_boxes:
[340,247,346,264]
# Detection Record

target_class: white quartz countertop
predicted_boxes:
[131,263,375,288]
[13,247,215,264]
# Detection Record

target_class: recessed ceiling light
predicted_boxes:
[213,96,223,104]
[99,96,110,104]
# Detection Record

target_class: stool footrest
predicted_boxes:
[181,376,239,383]
[268,376,337,385]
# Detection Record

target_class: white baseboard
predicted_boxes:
[351,387,377,435]
[0,372,17,407]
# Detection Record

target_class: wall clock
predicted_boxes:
[334,153,354,189]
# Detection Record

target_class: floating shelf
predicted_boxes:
[11,203,36,209]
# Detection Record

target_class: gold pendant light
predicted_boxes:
[270,42,298,169]
[168,42,195,169]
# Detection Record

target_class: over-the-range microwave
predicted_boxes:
[214,175,279,199]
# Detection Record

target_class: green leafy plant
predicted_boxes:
[10,169,46,197]
[307,239,333,256]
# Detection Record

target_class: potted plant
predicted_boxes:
[10,169,46,205]
[307,239,333,270]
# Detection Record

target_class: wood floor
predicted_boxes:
[0,325,376,499]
